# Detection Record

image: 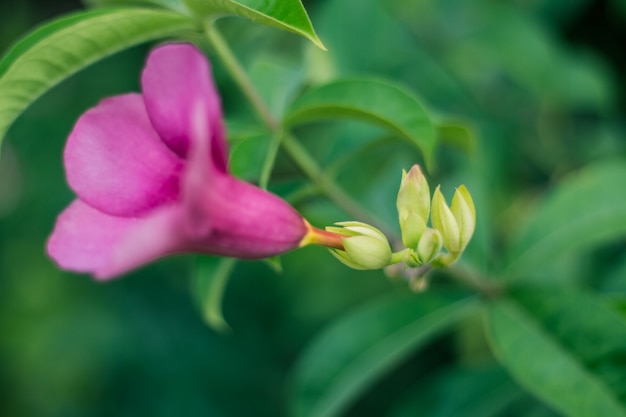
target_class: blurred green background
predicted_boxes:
[1,0,625,416]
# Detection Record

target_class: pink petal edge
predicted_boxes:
[47,200,139,276]
[47,200,188,280]
[141,43,228,172]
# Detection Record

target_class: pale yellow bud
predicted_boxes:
[431,185,461,253]
[451,185,476,250]
[431,185,476,254]
[396,165,430,248]
[326,222,392,270]
[416,228,443,264]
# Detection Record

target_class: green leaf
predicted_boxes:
[611,0,626,18]
[183,0,325,49]
[485,289,626,417]
[289,292,477,417]
[192,256,237,332]
[229,132,271,182]
[83,0,190,13]
[435,119,475,155]
[249,53,304,119]
[599,254,626,292]
[505,161,626,277]
[262,256,282,273]
[0,8,194,146]
[284,78,437,168]
[390,365,524,417]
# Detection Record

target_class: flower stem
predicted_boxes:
[203,23,497,298]
[300,222,345,250]
[204,22,278,131]
[259,129,283,190]
[281,133,384,228]
[389,248,410,265]
[204,22,384,229]
[447,263,501,298]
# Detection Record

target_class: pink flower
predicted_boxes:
[47,43,311,280]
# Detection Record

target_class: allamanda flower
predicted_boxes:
[47,43,334,279]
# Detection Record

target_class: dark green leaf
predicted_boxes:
[390,365,524,417]
[229,132,271,182]
[192,256,237,332]
[598,254,626,293]
[505,161,626,277]
[611,0,626,17]
[0,8,194,146]
[435,119,475,154]
[262,256,282,273]
[249,54,304,119]
[289,292,477,417]
[183,0,325,49]
[284,78,437,167]
[485,289,626,417]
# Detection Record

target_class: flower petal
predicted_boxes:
[47,200,188,280]
[101,204,187,280]
[180,100,218,237]
[65,94,184,217]
[141,43,227,171]
[47,200,139,275]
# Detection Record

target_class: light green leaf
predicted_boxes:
[183,0,325,49]
[289,292,477,417]
[485,290,626,417]
[0,8,194,146]
[192,256,237,332]
[284,79,437,167]
[83,0,189,13]
[505,161,626,277]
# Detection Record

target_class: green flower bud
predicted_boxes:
[416,228,443,264]
[451,185,476,250]
[431,185,460,253]
[398,214,426,250]
[431,185,475,254]
[326,221,392,270]
[396,165,430,249]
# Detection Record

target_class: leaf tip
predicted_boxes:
[309,34,327,51]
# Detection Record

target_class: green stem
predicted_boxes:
[205,22,385,229]
[259,129,283,190]
[204,22,496,298]
[281,133,384,228]
[390,248,410,265]
[447,262,501,298]
[204,22,278,131]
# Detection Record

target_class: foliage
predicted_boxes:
[0,0,625,416]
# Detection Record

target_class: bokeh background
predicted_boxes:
[1,0,625,416]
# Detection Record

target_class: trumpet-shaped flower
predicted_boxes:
[47,44,309,279]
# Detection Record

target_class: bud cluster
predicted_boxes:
[321,165,475,277]
[397,165,475,269]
